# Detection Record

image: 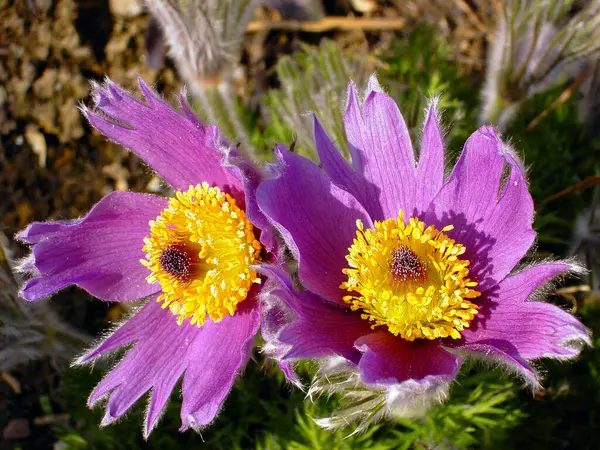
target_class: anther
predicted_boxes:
[342,211,479,341]
[143,184,263,326]
[390,245,427,282]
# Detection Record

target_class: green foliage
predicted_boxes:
[421,368,526,449]
[506,89,600,252]
[191,84,264,160]
[54,357,533,450]
[378,25,479,152]
[0,234,88,371]
[262,39,372,160]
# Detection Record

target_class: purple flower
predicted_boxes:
[16,78,276,437]
[256,75,591,426]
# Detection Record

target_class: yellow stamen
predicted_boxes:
[341,210,480,341]
[141,183,262,326]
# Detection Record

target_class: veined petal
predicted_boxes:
[425,126,535,290]
[414,103,445,212]
[451,263,591,387]
[342,81,367,174]
[79,296,184,437]
[313,116,382,219]
[17,192,165,302]
[313,116,357,192]
[77,295,259,437]
[344,77,417,221]
[356,330,461,385]
[451,343,540,388]
[223,149,277,252]
[259,265,372,364]
[257,147,372,306]
[179,297,260,432]
[257,265,303,386]
[325,85,444,219]
[83,78,240,192]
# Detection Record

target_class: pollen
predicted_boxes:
[341,210,480,341]
[141,183,262,326]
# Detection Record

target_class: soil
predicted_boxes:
[0,1,179,447]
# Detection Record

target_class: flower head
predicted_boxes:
[16,77,276,437]
[144,0,255,90]
[257,75,591,429]
[481,0,600,129]
[142,183,262,325]
[143,0,327,83]
[341,212,480,340]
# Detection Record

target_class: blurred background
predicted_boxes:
[1,0,600,448]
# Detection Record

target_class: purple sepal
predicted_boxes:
[425,126,536,291]
[356,331,461,386]
[83,77,241,193]
[223,149,278,252]
[414,103,445,212]
[344,77,417,221]
[77,295,260,437]
[257,146,372,307]
[258,264,372,365]
[16,191,166,302]
[451,263,591,387]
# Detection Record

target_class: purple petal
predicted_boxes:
[344,78,417,220]
[452,343,540,388]
[78,295,260,437]
[451,263,591,386]
[277,361,301,387]
[314,116,384,220]
[260,264,372,364]
[179,298,260,432]
[278,292,369,363]
[257,147,372,306]
[414,104,445,211]
[178,91,204,128]
[342,82,366,174]
[223,149,278,252]
[83,78,241,192]
[257,265,302,386]
[313,116,359,197]
[79,296,185,435]
[17,192,165,302]
[425,126,535,290]
[318,95,444,219]
[356,331,461,385]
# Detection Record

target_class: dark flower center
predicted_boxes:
[159,245,194,282]
[390,245,426,282]
[142,184,262,326]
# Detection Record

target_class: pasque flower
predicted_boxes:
[16,78,277,437]
[481,0,600,129]
[257,75,591,427]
